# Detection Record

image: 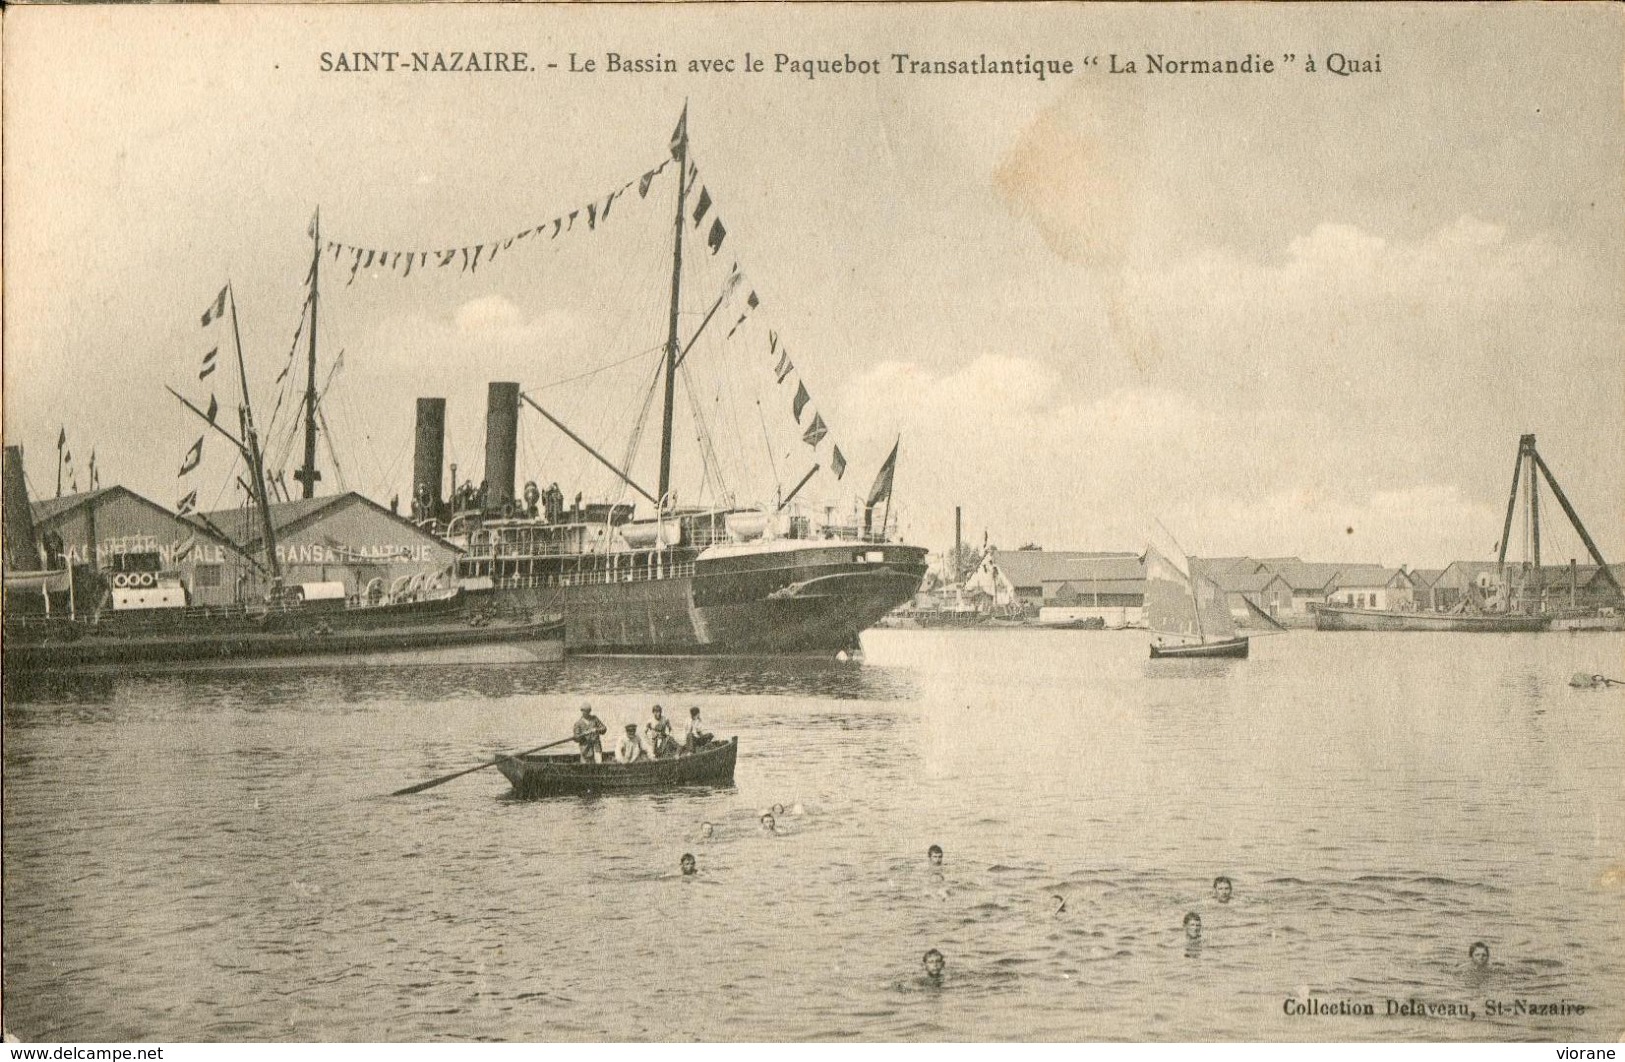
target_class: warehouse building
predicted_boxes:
[29,486,254,607]
[196,492,461,598]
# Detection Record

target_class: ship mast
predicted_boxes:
[657,106,690,507]
[294,207,323,499]
[229,287,284,585]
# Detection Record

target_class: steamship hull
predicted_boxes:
[3,598,565,675]
[466,540,929,656]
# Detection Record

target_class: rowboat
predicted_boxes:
[495,737,738,798]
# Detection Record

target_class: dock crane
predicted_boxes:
[1496,433,1620,611]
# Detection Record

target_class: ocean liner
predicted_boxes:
[408,110,928,655]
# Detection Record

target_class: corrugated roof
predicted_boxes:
[29,486,121,524]
[1263,561,1347,591]
[196,494,353,547]
[31,484,246,555]
[1209,568,1281,593]
[985,550,1140,588]
[1330,564,1404,588]
[1046,579,1145,598]
[196,492,460,555]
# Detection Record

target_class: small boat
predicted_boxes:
[1144,536,1249,660]
[495,737,738,798]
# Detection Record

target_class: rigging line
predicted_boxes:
[532,344,664,392]
[678,358,728,504]
[315,405,347,493]
[374,428,412,505]
[711,318,755,505]
[755,398,782,498]
[610,349,666,508]
[609,350,666,510]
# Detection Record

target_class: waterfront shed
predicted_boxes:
[30,486,254,607]
[197,492,461,597]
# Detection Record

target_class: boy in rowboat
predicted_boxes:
[574,704,608,763]
[616,724,647,763]
[681,706,713,753]
[646,705,677,759]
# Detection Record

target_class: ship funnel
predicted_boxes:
[484,382,520,510]
[412,398,446,519]
[3,445,43,572]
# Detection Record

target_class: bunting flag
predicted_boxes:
[57,427,66,451]
[89,449,99,490]
[201,286,228,327]
[670,106,688,158]
[793,382,811,422]
[199,347,218,380]
[179,437,204,476]
[769,330,778,356]
[206,394,219,424]
[866,440,899,507]
[726,291,761,339]
[707,218,726,255]
[176,489,198,515]
[324,158,668,286]
[831,446,847,480]
[801,414,827,448]
[775,352,794,383]
[693,188,712,228]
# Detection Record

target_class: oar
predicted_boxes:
[391,733,588,796]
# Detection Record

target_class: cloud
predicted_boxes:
[836,351,1529,567]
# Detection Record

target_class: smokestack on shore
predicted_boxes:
[412,398,446,518]
[484,382,520,509]
[954,506,962,584]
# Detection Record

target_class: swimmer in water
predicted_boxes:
[680,853,697,877]
[1183,912,1203,941]
[771,803,785,817]
[1469,941,1489,969]
[1212,876,1233,904]
[927,844,943,866]
[697,821,714,840]
[760,812,777,833]
[922,948,945,982]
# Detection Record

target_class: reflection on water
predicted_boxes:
[3,630,1622,1041]
[4,653,919,720]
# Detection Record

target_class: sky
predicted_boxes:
[4,3,1621,568]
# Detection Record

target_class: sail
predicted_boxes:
[1145,544,1238,644]
[1144,544,1200,639]
[1188,559,1239,642]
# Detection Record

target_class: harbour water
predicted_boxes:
[4,629,1622,1041]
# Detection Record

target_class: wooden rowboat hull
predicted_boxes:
[496,736,739,798]
[1149,637,1249,659]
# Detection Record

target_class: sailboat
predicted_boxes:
[1143,542,1249,659]
[407,109,929,657]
